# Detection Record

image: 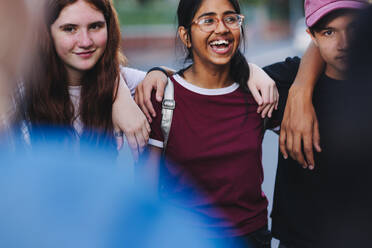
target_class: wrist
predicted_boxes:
[289,82,313,100]
[147,67,168,78]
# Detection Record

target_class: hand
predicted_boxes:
[134,70,168,123]
[248,63,279,118]
[113,78,151,161]
[279,84,322,169]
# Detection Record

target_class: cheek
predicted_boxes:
[94,28,108,49]
[233,30,241,48]
[318,42,333,59]
[52,33,76,57]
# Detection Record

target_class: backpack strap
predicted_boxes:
[161,77,175,153]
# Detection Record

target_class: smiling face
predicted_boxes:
[179,0,241,68]
[309,11,356,80]
[50,0,107,83]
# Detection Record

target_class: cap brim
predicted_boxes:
[307,1,368,27]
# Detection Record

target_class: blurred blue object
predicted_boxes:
[0,129,214,248]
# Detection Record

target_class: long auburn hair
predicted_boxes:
[25,0,125,146]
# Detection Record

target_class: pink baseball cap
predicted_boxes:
[305,0,369,27]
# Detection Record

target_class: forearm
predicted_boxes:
[291,41,324,98]
[248,63,268,82]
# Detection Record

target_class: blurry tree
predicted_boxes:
[267,0,290,20]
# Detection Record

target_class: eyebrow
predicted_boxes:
[89,21,106,26]
[196,10,237,19]
[319,26,334,31]
[59,23,77,30]
[59,21,106,29]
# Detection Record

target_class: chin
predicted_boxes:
[211,58,234,66]
[75,62,98,71]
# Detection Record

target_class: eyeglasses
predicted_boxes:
[191,14,244,33]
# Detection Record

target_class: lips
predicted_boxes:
[74,50,96,58]
[209,39,233,55]
[336,56,347,60]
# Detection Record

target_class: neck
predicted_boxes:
[183,61,232,89]
[325,65,346,81]
[66,66,83,86]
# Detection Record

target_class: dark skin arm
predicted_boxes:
[279,41,324,170]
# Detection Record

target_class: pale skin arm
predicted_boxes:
[135,64,279,122]
[279,41,324,170]
[112,76,151,161]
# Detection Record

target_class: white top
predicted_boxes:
[120,66,146,97]
[68,66,145,136]
[173,74,239,95]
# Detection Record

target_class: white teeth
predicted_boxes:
[210,40,229,46]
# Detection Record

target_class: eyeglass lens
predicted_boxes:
[197,14,243,32]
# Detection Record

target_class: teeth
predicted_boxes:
[210,40,229,46]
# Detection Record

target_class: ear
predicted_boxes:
[178,26,191,48]
[306,28,319,47]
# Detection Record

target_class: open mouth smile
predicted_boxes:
[209,39,233,55]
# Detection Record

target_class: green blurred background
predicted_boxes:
[115,0,304,25]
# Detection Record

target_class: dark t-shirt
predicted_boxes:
[264,57,351,248]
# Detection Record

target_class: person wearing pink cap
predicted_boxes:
[132,0,368,246]
[269,0,369,248]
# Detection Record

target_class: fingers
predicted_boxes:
[267,104,275,118]
[145,120,151,134]
[142,123,150,145]
[143,81,157,119]
[279,128,288,159]
[261,85,270,106]
[135,131,146,154]
[261,104,271,118]
[258,84,277,118]
[292,133,307,168]
[250,86,263,106]
[155,80,166,103]
[303,133,315,170]
[313,119,321,152]
[114,126,124,151]
[257,104,265,114]
[285,129,294,161]
[269,84,274,105]
[126,133,139,162]
[274,87,279,110]
[134,86,140,105]
[137,85,152,123]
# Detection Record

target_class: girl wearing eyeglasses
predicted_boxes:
[144,0,273,247]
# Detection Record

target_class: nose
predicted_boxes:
[338,31,349,51]
[214,18,229,34]
[77,29,93,48]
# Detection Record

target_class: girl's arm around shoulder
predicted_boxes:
[112,75,150,161]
